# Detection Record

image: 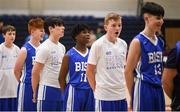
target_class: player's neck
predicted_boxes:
[75,45,87,54]
[106,34,117,44]
[49,35,59,44]
[4,42,13,48]
[29,39,40,47]
[142,29,156,40]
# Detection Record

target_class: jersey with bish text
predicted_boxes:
[88,34,127,101]
[135,33,164,86]
[66,47,90,89]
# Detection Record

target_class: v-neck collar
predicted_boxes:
[73,47,88,57]
[140,32,158,46]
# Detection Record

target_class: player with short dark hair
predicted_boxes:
[125,2,165,111]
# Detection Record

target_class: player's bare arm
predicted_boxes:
[162,68,177,98]
[14,47,27,81]
[32,62,44,103]
[86,64,96,91]
[125,39,141,107]
[59,54,69,92]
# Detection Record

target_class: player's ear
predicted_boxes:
[144,13,150,22]
[48,26,53,32]
[30,29,35,34]
[104,24,107,31]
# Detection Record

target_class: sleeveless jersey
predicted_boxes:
[135,33,164,86]
[20,42,36,84]
[66,47,90,89]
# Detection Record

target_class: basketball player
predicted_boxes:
[86,12,128,111]
[0,25,20,111]
[14,18,44,111]
[124,2,165,111]
[162,41,180,111]
[31,17,65,111]
[59,24,94,111]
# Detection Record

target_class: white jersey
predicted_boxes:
[35,39,65,88]
[0,43,20,98]
[88,35,127,101]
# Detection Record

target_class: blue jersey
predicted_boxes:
[20,42,36,84]
[66,47,90,89]
[0,33,4,44]
[135,33,164,86]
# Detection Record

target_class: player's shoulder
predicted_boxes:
[13,44,20,49]
[66,47,75,55]
[0,42,4,49]
[117,38,127,47]
[0,43,4,52]
[13,44,20,53]
[58,42,66,52]
[92,35,106,47]
[37,42,49,54]
[134,33,144,41]
[134,33,151,46]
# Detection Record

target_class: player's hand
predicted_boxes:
[32,93,37,103]
[128,98,133,111]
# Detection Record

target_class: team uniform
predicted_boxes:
[17,42,37,111]
[164,41,180,110]
[64,47,94,111]
[88,35,128,111]
[0,43,20,111]
[133,33,165,111]
[35,39,65,111]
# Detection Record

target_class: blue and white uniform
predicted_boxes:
[64,47,94,111]
[17,42,37,111]
[133,33,165,111]
[35,39,65,111]
[0,43,20,111]
[88,35,128,111]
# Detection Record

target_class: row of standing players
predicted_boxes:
[0,2,179,111]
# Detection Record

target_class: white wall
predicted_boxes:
[0,0,179,19]
[42,0,137,17]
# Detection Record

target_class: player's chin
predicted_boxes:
[11,39,15,42]
[156,25,162,29]
[85,41,90,45]
[59,34,64,38]
[156,27,161,32]
[114,33,119,37]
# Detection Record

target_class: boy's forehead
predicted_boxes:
[53,24,64,27]
[107,19,121,24]
[33,27,44,30]
[6,30,16,33]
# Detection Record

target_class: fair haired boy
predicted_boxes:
[86,12,128,111]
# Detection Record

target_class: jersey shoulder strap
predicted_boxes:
[176,41,180,62]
